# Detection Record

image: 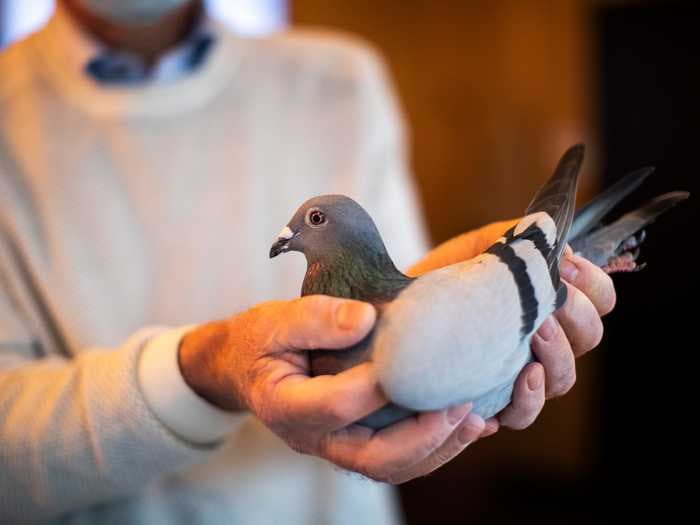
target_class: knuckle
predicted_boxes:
[289,295,343,349]
[421,433,446,457]
[283,301,322,348]
[516,407,540,429]
[556,362,576,390]
[433,448,456,467]
[549,368,576,397]
[560,377,576,396]
[287,331,314,351]
[318,398,345,424]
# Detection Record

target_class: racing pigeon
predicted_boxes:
[269,144,688,429]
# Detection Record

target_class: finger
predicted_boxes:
[498,362,545,430]
[554,282,604,357]
[320,405,470,483]
[531,316,576,398]
[387,411,485,484]
[560,253,616,316]
[275,295,376,350]
[481,418,500,438]
[275,363,388,431]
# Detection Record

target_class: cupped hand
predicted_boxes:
[178,296,485,483]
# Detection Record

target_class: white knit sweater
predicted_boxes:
[0,7,428,524]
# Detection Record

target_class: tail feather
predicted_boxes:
[501,143,687,290]
[571,191,690,267]
[569,166,655,241]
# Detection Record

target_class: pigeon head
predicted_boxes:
[269,195,388,263]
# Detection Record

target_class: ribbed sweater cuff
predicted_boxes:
[138,326,243,445]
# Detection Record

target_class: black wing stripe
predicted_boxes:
[525,224,552,260]
[486,242,538,339]
[518,223,558,291]
[519,223,567,309]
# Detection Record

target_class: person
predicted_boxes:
[0,0,616,523]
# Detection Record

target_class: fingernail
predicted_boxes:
[527,369,544,391]
[458,413,485,443]
[447,402,472,425]
[336,302,370,330]
[560,258,579,282]
[537,317,556,341]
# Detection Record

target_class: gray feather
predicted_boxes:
[569,166,654,241]
[525,143,583,271]
[571,191,689,266]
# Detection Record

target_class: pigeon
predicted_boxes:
[269,144,689,429]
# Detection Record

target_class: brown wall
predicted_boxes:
[293,0,603,476]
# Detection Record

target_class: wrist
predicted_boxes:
[138,325,242,445]
[178,320,248,413]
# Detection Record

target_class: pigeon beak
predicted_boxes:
[269,226,297,258]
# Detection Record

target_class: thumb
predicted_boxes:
[276,295,376,351]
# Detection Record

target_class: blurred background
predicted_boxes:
[1,1,697,523]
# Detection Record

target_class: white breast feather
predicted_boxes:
[373,254,524,410]
[371,233,558,412]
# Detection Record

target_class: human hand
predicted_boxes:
[178,296,485,483]
[407,219,616,436]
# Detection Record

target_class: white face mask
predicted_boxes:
[77,0,192,24]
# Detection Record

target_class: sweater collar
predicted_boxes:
[85,26,216,86]
[30,4,243,118]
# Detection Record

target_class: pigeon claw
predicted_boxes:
[602,253,644,274]
[604,230,649,273]
[617,230,646,254]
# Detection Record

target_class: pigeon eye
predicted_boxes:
[308,210,327,227]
